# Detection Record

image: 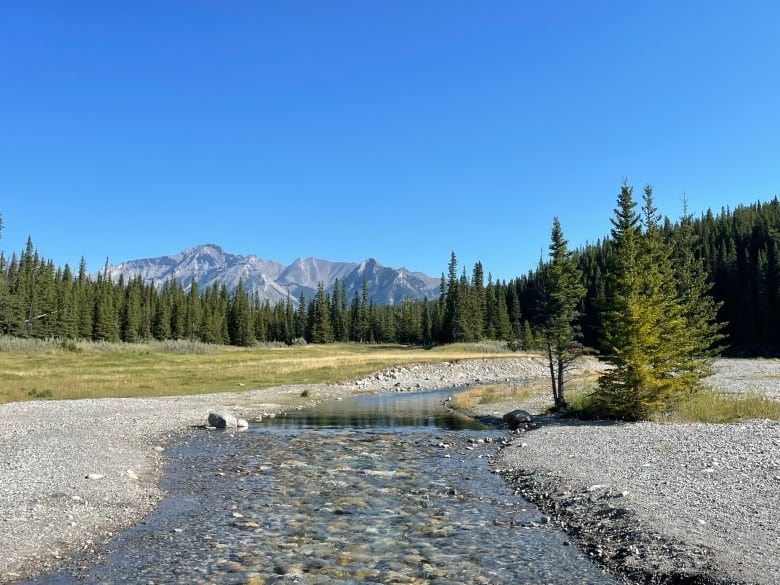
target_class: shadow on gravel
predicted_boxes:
[471,411,624,431]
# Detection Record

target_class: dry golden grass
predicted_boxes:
[564,368,780,423]
[450,379,547,410]
[449,364,606,413]
[0,339,519,404]
[661,390,780,423]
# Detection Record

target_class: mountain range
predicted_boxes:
[108,244,441,306]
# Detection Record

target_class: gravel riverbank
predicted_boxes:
[1,356,778,584]
[486,358,780,585]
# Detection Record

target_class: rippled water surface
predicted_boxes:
[23,391,617,584]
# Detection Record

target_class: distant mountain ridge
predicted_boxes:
[108,244,441,305]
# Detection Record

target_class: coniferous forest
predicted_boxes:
[1,197,779,355]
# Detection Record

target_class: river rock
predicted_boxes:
[208,411,238,429]
[502,409,535,431]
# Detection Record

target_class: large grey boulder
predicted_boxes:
[207,411,238,429]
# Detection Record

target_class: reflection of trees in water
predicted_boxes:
[260,391,486,431]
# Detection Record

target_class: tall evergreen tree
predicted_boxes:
[443,252,459,342]
[330,279,347,342]
[541,217,586,410]
[54,265,78,338]
[93,261,119,342]
[184,279,202,341]
[357,279,370,342]
[295,292,307,340]
[596,183,704,419]
[152,279,173,340]
[672,198,727,382]
[75,257,94,339]
[472,261,486,337]
[310,282,334,343]
[121,276,143,342]
[228,279,255,346]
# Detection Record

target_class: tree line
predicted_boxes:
[568,195,780,355]
[0,236,528,347]
[1,192,778,356]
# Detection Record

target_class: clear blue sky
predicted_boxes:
[2,1,779,283]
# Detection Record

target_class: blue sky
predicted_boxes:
[1,1,779,283]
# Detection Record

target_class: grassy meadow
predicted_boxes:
[3,336,779,424]
[0,337,515,404]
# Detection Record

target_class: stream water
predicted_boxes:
[21,390,617,584]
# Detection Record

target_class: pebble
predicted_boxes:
[38,429,615,584]
[3,356,778,585]
[496,418,780,585]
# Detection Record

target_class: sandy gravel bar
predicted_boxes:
[491,358,780,585]
[1,356,778,584]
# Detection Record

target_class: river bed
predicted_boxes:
[19,390,618,584]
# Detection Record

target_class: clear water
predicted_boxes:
[257,389,487,432]
[17,390,618,584]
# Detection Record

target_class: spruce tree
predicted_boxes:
[76,258,94,339]
[443,252,459,342]
[541,217,586,410]
[295,292,307,340]
[184,279,202,341]
[54,265,78,338]
[93,262,119,342]
[596,182,701,419]
[122,276,143,342]
[672,198,727,384]
[310,282,334,343]
[228,279,255,346]
[152,279,173,341]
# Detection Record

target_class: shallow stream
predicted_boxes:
[21,390,617,584]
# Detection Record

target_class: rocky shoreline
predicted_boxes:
[481,359,780,585]
[1,356,778,584]
[492,418,780,585]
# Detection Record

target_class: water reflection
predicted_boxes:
[256,389,488,432]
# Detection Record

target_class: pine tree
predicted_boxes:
[541,217,586,410]
[17,238,38,336]
[472,261,486,337]
[494,286,512,341]
[184,279,202,341]
[672,197,727,384]
[53,265,78,338]
[420,297,433,345]
[330,279,347,341]
[454,269,480,341]
[595,183,698,419]
[122,276,143,342]
[93,261,119,342]
[358,279,370,342]
[295,292,307,340]
[169,281,187,340]
[76,258,94,339]
[310,281,334,343]
[0,254,12,335]
[506,285,523,344]
[228,279,255,346]
[152,279,173,340]
[444,252,459,342]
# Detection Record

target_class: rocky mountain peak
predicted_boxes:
[109,245,439,306]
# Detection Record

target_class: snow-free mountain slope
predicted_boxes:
[108,245,440,305]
